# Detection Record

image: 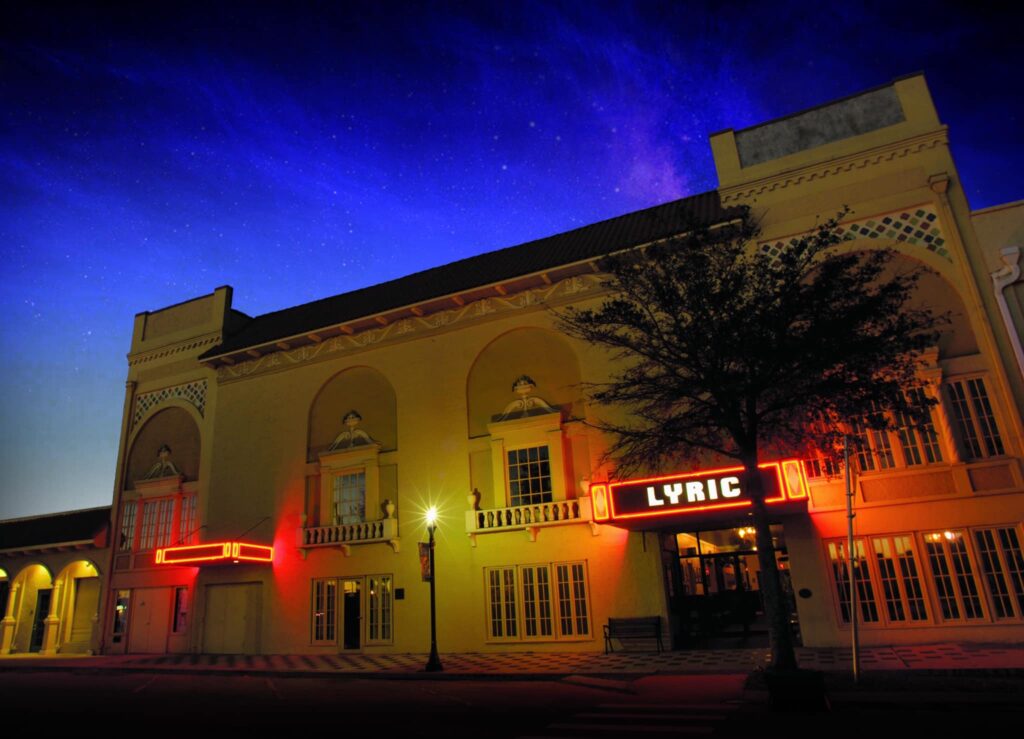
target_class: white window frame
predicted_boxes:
[310,574,394,647]
[120,493,197,552]
[850,391,946,474]
[825,534,932,628]
[311,577,338,645]
[921,529,987,623]
[366,574,393,644]
[970,525,1024,621]
[486,412,567,510]
[332,469,367,525]
[945,376,1006,460]
[120,501,137,552]
[318,444,382,527]
[178,493,198,545]
[484,560,591,643]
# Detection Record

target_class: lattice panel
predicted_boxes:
[760,205,950,263]
[133,379,207,427]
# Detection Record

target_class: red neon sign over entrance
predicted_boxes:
[155,541,274,565]
[590,460,807,524]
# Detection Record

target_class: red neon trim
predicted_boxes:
[155,541,273,565]
[781,459,809,500]
[234,543,274,562]
[157,543,231,564]
[591,484,610,521]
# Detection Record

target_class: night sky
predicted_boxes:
[1,2,1021,518]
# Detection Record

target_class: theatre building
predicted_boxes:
[91,74,1023,657]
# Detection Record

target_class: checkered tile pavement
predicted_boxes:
[4,643,1023,674]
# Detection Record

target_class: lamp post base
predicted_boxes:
[425,649,443,672]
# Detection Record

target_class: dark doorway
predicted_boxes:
[342,579,361,650]
[29,589,52,652]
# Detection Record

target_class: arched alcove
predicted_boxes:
[879,251,979,359]
[308,366,397,461]
[466,327,584,438]
[125,406,201,488]
[53,560,101,653]
[9,564,53,653]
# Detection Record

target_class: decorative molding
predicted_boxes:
[132,379,207,428]
[991,246,1024,380]
[720,131,948,204]
[496,375,556,420]
[127,332,222,367]
[215,273,605,382]
[328,410,376,450]
[759,204,951,264]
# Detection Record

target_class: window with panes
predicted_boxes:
[946,378,1005,459]
[895,388,943,465]
[507,445,552,506]
[178,494,198,545]
[850,393,945,474]
[367,575,393,644]
[485,561,590,642]
[826,535,930,626]
[972,527,1024,620]
[310,574,393,646]
[922,530,985,622]
[332,470,366,524]
[119,494,197,552]
[311,578,337,644]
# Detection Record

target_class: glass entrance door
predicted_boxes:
[671,525,796,647]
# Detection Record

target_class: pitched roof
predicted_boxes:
[201,190,737,359]
[0,506,111,551]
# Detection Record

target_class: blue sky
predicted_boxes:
[1,1,1021,517]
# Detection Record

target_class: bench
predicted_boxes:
[603,616,664,654]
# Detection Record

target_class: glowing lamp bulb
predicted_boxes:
[425,506,439,528]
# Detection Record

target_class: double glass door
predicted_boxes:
[670,525,795,645]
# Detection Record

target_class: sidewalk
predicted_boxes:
[1,642,1022,677]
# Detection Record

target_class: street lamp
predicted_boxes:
[425,506,443,672]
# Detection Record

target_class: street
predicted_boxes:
[2,670,745,736]
[6,668,1022,736]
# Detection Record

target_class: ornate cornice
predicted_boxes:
[216,274,605,382]
[720,129,949,204]
[128,332,223,367]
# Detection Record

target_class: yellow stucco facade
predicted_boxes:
[97,74,1024,656]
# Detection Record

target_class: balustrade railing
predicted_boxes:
[465,497,595,543]
[298,517,399,553]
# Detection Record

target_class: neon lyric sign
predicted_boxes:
[155,541,274,565]
[589,460,807,524]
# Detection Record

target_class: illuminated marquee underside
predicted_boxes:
[589,460,808,529]
[156,541,274,565]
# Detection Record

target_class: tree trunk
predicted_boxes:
[743,455,798,672]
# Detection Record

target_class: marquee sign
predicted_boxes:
[155,541,274,565]
[589,460,808,525]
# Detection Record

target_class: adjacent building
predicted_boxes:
[4,74,1020,657]
[0,507,110,654]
